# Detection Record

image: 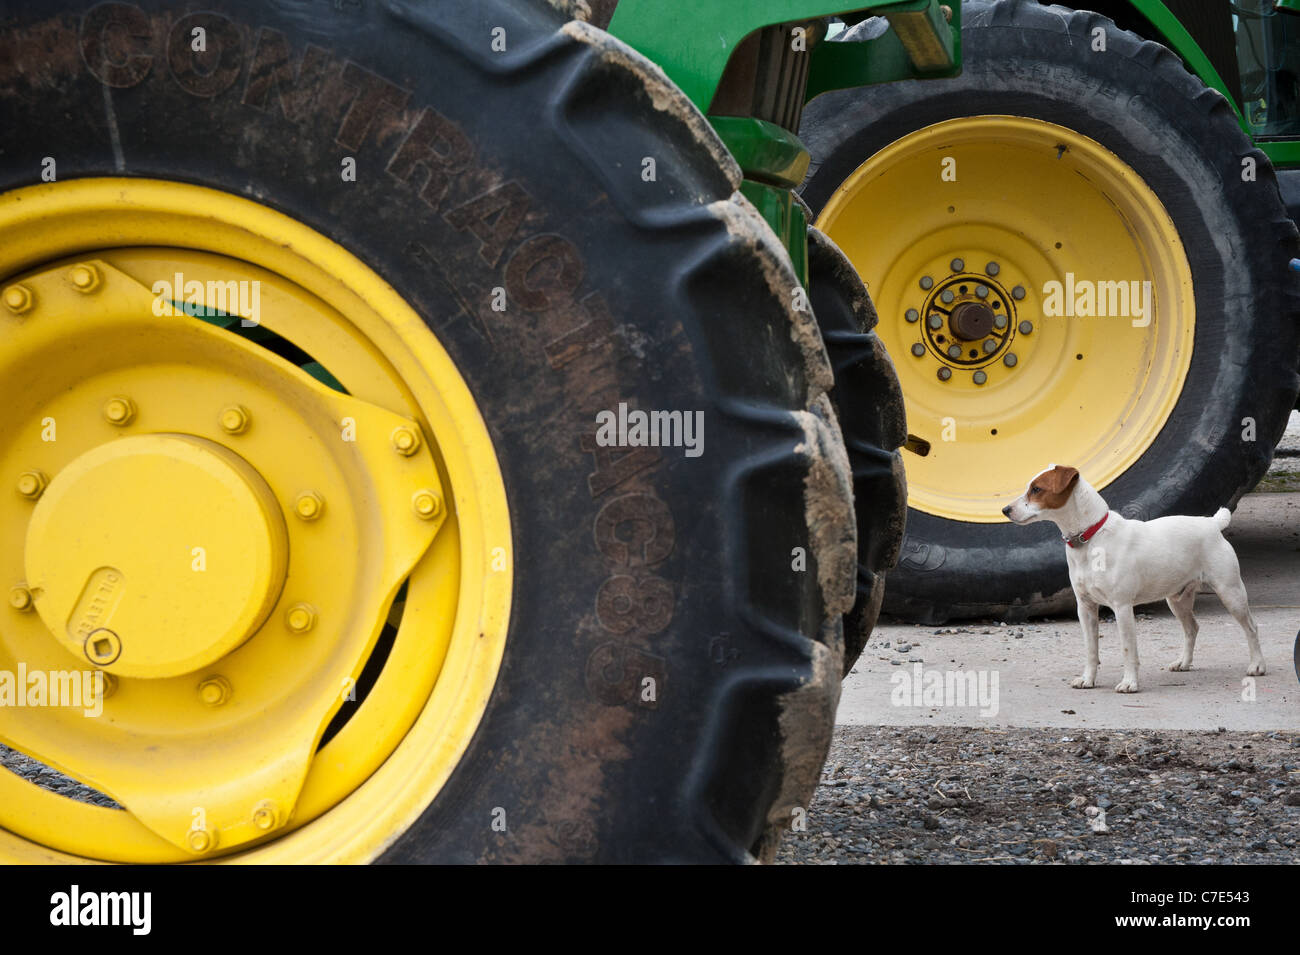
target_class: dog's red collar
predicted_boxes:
[1064,513,1108,548]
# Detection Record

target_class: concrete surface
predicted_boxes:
[839,483,1300,731]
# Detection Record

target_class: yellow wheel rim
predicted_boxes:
[817,116,1195,521]
[0,179,512,863]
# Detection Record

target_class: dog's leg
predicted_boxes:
[1166,583,1198,671]
[1070,596,1100,689]
[1114,605,1139,693]
[1212,574,1266,676]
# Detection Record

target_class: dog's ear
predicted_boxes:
[1040,465,1080,507]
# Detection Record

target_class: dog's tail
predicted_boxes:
[1212,507,1231,531]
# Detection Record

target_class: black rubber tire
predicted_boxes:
[805,225,908,673]
[0,0,856,862]
[799,0,1300,624]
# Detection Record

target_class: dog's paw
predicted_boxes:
[1167,658,1192,672]
[1069,675,1096,689]
[1113,677,1139,693]
[1246,660,1266,676]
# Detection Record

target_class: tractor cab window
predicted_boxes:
[1234,0,1300,136]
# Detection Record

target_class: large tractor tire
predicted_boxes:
[800,0,1300,623]
[806,225,907,673]
[0,0,855,863]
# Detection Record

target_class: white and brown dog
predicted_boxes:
[1003,465,1265,693]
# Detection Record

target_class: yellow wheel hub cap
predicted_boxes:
[817,116,1195,521]
[27,435,290,679]
[0,179,512,863]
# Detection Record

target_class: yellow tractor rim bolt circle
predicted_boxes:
[391,426,421,456]
[8,586,34,613]
[220,405,251,435]
[3,284,33,314]
[199,676,231,707]
[294,491,325,522]
[187,828,215,853]
[16,470,47,499]
[252,800,280,831]
[69,264,100,292]
[412,490,442,520]
[285,603,317,634]
[102,396,136,426]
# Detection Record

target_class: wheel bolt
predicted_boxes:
[187,827,216,853]
[985,262,1000,276]
[69,264,100,293]
[927,314,943,330]
[285,603,317,634]
[252,800,280,831]
[219,405,250,435]
[1019,320,1033,335]
[103,396,136,426]
[391,426,422,456]
[950,257,965,272]
[3,284,33,314]
[919,275,934,290]
[947,344,961,358]
[973,370,988,385]
[983,339,998,354]
[198,676,231,707]
[1011,285,1026,300]
[940,289,955,304]
[96,672,119,700]
[911,343,925,357]
[16,470,47,500]
[1004,353,1019,367]
[975,285,989,299]
[8,586,34,613]
[993,314,1008,330]
[412,490,443,520]
[937,367,952,381]
[294,491,325,522]
[904,309,919,323]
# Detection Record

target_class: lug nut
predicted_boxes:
[975,285,989,299]
[285,603,317,634]
[96,672,119,700]
[252,800,280,832]
[219,405,250,435]
[911,343,926,357]
[919,275,934,290]
[84,628,121,665]
[973,370,988,385]
[1004,353,1019,367]
[3,284,33,314]
[939,289,955,304]
[985,262,1001,276]
[187,827,216,853]
[69,264,100,293]
[904,309,919,323]
[412,490,443,520]
[947,344,961,358]
[950,257,965,272]
[8,586,34,613]
[937,367,952,382]
[103,396,136,426]
[1011,285,1026,300]
[1019,320,1033,335]
[391,426,422,456]
[199,675,231,707]
[16,470,47,500]
[294,491,325,522]
[983,339,998,354]
[927,314,943,330]
[993,314,1008,330]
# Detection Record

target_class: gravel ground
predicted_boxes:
[776,726,1300,864]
